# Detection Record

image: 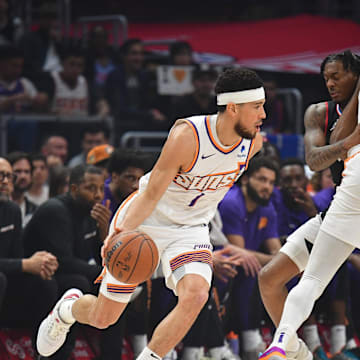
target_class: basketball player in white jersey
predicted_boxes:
[259,66,360,360]
[36,68,266,360]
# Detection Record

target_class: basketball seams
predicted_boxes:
[108,233,144,276]
[125,239,146,283]
[105,230,159,284]
[143,239,156,280]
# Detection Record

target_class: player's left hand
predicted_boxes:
[91,200,112,242]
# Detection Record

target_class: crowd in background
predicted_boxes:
[0,1,360,360]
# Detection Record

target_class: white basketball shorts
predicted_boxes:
[96,192,213,303]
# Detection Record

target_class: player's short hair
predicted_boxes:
[107,149,153,175]
[69,164,103,186]
[320,50,360,76]
[215,68,264,112]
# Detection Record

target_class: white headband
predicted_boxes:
[217,87,265,105]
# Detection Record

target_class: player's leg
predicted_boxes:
[260,230,355,360]
[258,252,300,327]
[145,272,210,358]
[259,215,321,327]
[36,267,134,356]
[136,224,213,360]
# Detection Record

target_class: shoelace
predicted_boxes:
[47,314,70,340]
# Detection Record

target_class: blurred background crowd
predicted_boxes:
[0,0,360,359]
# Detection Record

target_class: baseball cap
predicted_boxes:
[86,144,114,165]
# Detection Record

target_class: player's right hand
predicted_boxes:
[101,230,122,265]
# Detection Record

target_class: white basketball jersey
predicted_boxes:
[51,71,88,116]
[139,114,254,226]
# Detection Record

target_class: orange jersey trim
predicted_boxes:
[183,119,200,173]
[205,115,242,153]
[113,190,139,232]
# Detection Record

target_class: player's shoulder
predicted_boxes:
[170,118,200,140]
[304,101,328,128]
[305,101,328,117]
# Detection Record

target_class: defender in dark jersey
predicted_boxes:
[258,50,360,360]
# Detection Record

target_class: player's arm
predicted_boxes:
[330,78,360,144]
[116,120,196,232]
[304,103,348,171]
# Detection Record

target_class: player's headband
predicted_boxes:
[217,87,265,105]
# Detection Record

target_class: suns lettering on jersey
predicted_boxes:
[173,162,246,192]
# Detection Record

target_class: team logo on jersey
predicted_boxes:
[173,162,246,192]
[329,118,339,132]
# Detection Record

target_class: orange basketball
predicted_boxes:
[104,230,159,284]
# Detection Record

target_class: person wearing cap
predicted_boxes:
[86,143,114,178]
[172,66,218,121]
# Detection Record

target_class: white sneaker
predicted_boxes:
[287,340,313,360]
[36,288,83,356]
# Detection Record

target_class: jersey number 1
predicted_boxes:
[188,193,205,207]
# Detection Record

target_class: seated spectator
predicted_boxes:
[0,0,23,45]
[19,2,63,76]
[0,157,58,345]
[26,153,49,206]
[0,45,48,113]
[84,25,118,101]
[309,167,335,194]
[86,143,114,178]
[68,123,110,168]
[51,45,109,118]
[272,158,318,239]
[48,165,70,198]
[104,38,167,135]
[6,152,37,227]
[23,164,122,360]
[104,148,152,216]
[50,46,88,116]
[218,157,281,360]
[172,66,218,121]
[41,134,69,166]
[169,41,195,66]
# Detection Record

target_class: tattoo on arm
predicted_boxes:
[304,103,346,171]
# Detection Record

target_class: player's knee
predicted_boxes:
[178,281,209,311]
[91,312,118,329]
[301,275,324,300]
[258,262,279,292]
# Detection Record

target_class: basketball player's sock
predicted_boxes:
[58,298,77,324]
[302,325,321,352]
[330,325,346,355]
[182,346,202,360]
[260,325,296,359]
[132,334,148,358]
[137,346,162,360]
